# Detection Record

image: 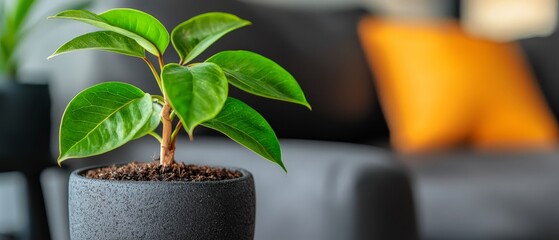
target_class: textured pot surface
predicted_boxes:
[69,165,255,240]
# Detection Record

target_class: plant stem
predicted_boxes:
[155,54,175,166]
[148,132,162,143]
[143,57,162,91]
[152,95,164,104]
[171,121,183,145]
[160,99,174,166]
[157,50,165,71]
[169,110,176,121]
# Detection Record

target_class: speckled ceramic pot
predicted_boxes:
[68,165,255,240]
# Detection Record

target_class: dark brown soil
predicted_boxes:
[83,161,242,182]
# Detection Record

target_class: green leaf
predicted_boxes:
[162,63,228,136]
[58,82,153,164]
[207,50,311,109]
[48,31,145,59]
[100,9,169,55]
[49,8,169,55]
[132,102,162,140]
[203,98,285,171]
[12,0,36,33]
[171,12,251,64]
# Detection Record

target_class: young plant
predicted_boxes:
[48,8,310,171]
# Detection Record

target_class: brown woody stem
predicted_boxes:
[153,54,175,166]
[160,99,174,166]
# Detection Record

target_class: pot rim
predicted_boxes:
[70,163,252,185]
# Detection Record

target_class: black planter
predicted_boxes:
[0,82,52,240]
[68,165,256,240]
[0,82,51,162]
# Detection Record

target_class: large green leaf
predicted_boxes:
[202,98,285,171]
[100,9,169,54]
[48,31,145,59]
[49,8,169,55]
[58,82,153,164]
[207,50,311,109]
[132,102,162,140]
[162,63,228,136]
[171,12,250,64]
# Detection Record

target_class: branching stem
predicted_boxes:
[148,132,162,143]
[155,54,176,166]
[157,50,165,71]
[160,99,174,166]
[171,121,183,146]
[152,95,164,104]
[143,57,162,91]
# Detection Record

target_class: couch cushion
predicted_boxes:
[410,151,559,239]
[358,17,558,153]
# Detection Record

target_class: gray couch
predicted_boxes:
[67,1,559,239]
[85,137,418,240]
[5,0,559,239]
[410,151,559,239]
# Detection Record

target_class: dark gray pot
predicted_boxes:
[0,82,51,162]
[0,82,52,240]
[68,165,255,240]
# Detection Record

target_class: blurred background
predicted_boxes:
[1,0,559,239]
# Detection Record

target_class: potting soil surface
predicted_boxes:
[84,161,242,181]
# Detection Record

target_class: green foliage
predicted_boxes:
[162,63,228,135]
[58,82,154,163]
[49,31,145,59]
[50,9,169,56]
[207,50,310,109]
[50,8,311,171]
[133,103,163,141]
[171,12,251,64]
[203,98,285,171]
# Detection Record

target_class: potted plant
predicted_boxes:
[48,7,310,240]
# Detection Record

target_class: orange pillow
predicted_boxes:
[358,17,558,153]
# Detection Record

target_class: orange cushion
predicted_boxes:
[358,17,558,153]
